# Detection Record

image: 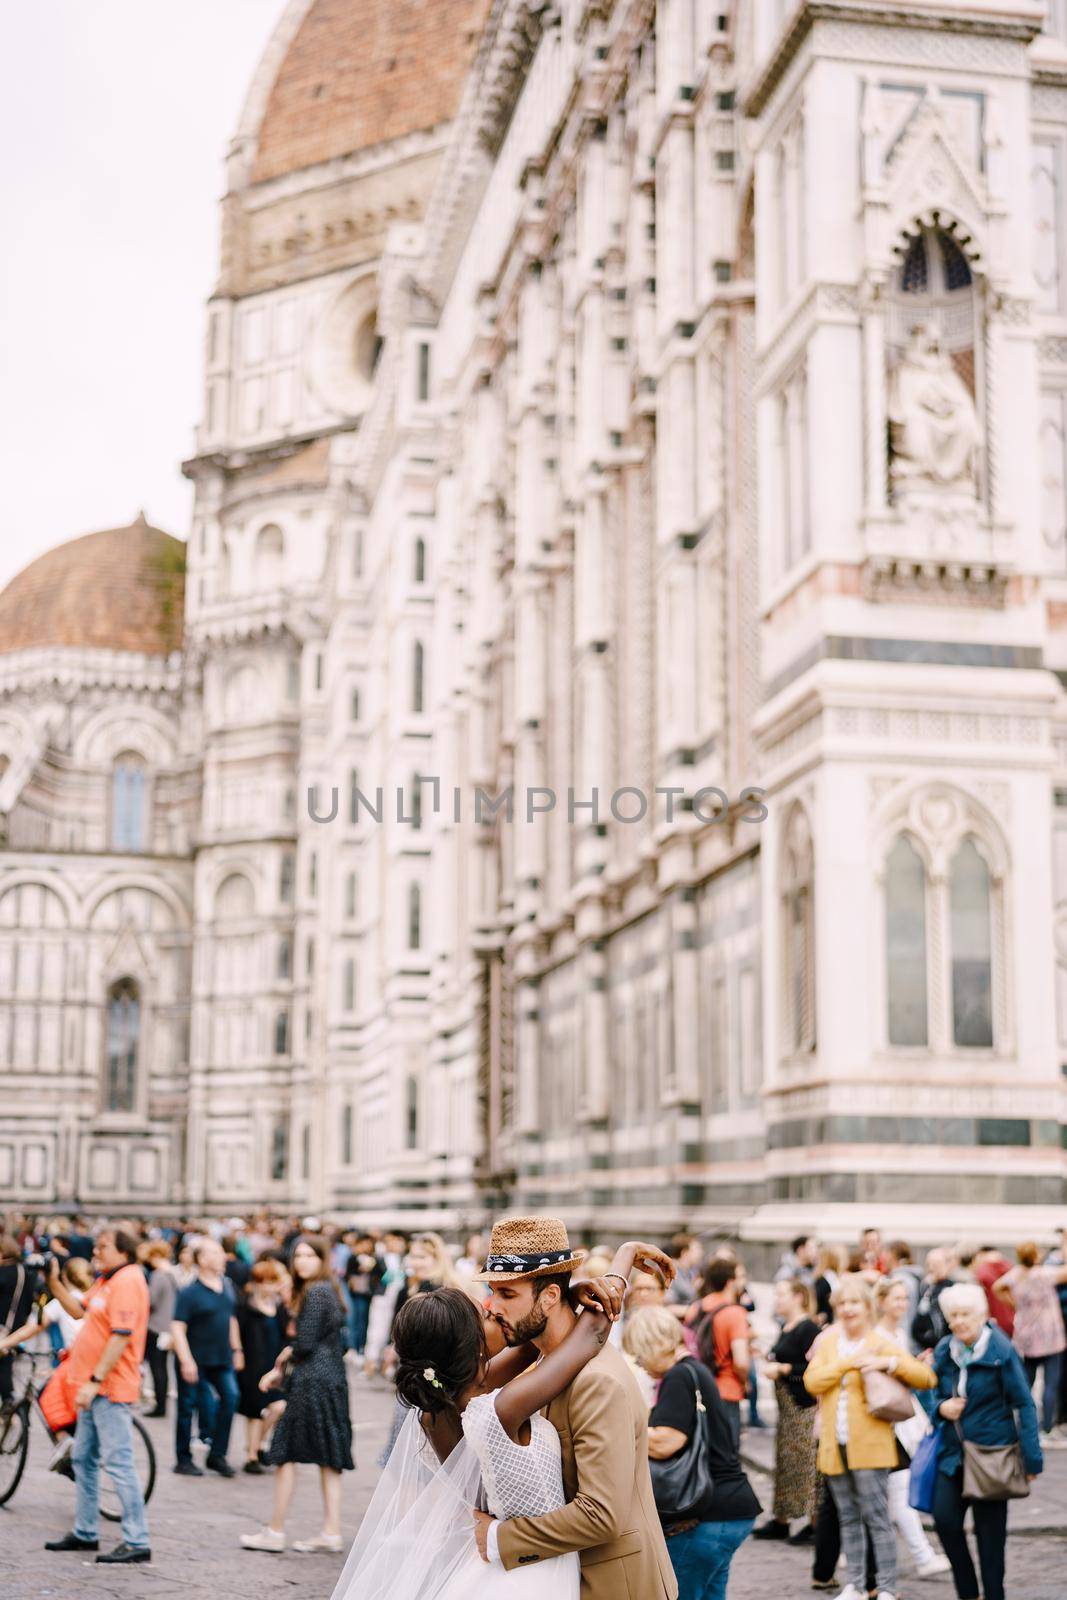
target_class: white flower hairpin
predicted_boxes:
[423,1366,444,1390]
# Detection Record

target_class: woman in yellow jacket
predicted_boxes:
[804,1274,936,1600]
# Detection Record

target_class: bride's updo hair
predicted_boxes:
[393,1286,488,1418]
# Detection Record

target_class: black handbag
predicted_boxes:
[649,1364,715,1519]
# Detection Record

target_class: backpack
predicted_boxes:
[694,1303,733,1375]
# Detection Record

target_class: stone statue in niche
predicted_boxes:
[888,321,979,496]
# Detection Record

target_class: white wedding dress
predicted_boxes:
[331,1393,580,1600]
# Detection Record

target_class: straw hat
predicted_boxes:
[471,1216,585,1283]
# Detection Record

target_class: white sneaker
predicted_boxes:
[1041,1429,1067,1450]
[916,1554,951,1577]
[875,1593,898,1600]
[240,1527,286,1553]
[48,1435,75,1472]
[834,1587,865,1600]
[292,1532,344,1553]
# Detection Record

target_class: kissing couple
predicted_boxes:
[331,1216,680,1600]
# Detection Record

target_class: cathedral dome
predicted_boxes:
[0,516,185,658]
[250,0,489,184]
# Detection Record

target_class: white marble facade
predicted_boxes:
[4,0,1067,1243]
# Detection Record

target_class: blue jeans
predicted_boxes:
[1023,1351,1063,1434]
[73,1396,149,1549]
[176,1364,238,1463]
[349,1293,371,1355]
[667,1518,754,1600]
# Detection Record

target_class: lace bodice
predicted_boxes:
[461,1391,567,1520]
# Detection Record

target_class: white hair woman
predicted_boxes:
[931,1282,1042,1600]
[624,1306,760,1600]
[804,1273,936,1600]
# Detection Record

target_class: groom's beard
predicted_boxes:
[499,1304,549,1347]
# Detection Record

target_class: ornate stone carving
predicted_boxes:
[888,323,980,495]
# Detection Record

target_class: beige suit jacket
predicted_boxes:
[496,1342,678,1600]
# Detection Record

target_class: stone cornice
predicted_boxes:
[744,1,1044,118]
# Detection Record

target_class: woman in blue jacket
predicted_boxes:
[932,1283,1042,1600]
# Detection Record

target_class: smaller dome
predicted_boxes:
[0,516,185,658]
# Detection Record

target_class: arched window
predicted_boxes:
[306,937,315,977]
[780,807,815,1054]
[410,773,422,831]
[349,768,360,825]
[413,537,426,584]
[408,882,421,950]
[279,853,295,904]
[350,687,361,722]
[342,957,356,1012]
[342,1103,353,1165]
[105,978,140,1112]
[254,523,285,590]
[277,935,292,981]
[274,1010,290,1056]
[111,755,147,852]
[885,835,929,1047]
[405,1075,419,1149]
[270,1117,288,1180]
[345,872,358,921]
[950,837,993,1048]
[412,641,425,714]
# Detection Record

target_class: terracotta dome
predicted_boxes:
[0,516,185,658]
[251,0,490,184]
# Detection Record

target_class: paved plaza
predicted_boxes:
[3,1374,1065,1599]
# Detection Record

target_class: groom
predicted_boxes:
[471,1217,678,1600]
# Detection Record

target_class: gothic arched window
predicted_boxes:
[950,836,993,1048]
[344,871,358,921]
[413,537,426,584]
[111,755,147,852]
[781,807,816,1055]
[885,834,929,1048]
[105,978,140,1112]
[408,882,422,950]
[412,641,425,714]
[405,1074,419,1149]
[342,957,356,1012]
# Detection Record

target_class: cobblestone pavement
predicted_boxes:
[1,1362,394,1600]
[3,1374,1064,1598]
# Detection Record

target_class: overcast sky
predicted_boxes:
[0,1,288,590]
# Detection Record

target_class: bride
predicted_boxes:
[330,1241,667,1600]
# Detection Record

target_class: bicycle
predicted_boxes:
[0,1351,156,1519]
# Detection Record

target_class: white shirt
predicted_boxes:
[43,1292,84,1348]
[836,1335,864,1444]
[487,1520,501,1563]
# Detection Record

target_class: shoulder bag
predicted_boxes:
[861,1364,915,1423]
[954,1366,1030,1502]
[649,1364,715,1520]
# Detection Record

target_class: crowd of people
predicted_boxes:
[0,1209,1064,1599]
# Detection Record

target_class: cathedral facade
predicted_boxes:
[3,0,1067,1246]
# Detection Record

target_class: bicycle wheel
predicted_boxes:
[99,1415,156,1521]
[0,1403,30,1506]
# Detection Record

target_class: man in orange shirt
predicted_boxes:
[43,1227,151,1565]
[690,1258,751,1448]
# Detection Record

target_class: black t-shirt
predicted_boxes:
[0,1262,40,1335]
[225,1257,251,1291]
[174,1276,237,1367]
[771,1317,820,1372]
[649,1357,762,1525]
